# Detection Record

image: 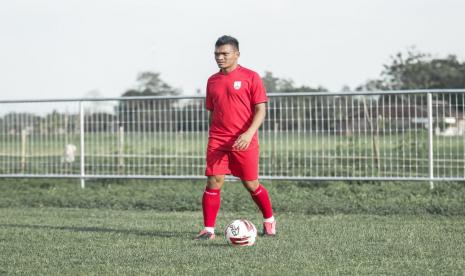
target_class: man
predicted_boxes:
[195,35,276,240]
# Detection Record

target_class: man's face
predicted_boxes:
[214,44,240,70]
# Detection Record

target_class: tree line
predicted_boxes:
[1,48,464,134]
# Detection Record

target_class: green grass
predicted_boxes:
[1,179,465,274]
[1,179,465,215]
[1,208,464,275]
[1,132,464,177]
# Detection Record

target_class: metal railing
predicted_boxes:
[1,89,464,187]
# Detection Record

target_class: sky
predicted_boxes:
[1,0,464,101]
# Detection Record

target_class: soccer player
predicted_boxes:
[195,35,276,240]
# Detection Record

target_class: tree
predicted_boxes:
[261,71,326,93]
[261,71,280,93]
[1,112,42,135]
[355,79,388,92]
[356,48,465,110]
[260,71,329,131]
[356,47,465,92]
[118,72,181,132]
[382,48,465,90]
[122,71,180,97]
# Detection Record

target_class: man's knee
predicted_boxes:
[207,175,225,189]
[242,179,259,192]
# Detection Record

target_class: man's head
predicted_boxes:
[214,35,240,72]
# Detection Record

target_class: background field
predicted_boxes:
[1,179,465,275]
[1,132,464,178]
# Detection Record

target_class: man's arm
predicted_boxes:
[233,103,266,150]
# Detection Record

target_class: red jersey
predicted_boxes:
[206,65,268,151]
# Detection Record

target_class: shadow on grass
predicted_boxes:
[0,223,197,238]
[196,242,230,247]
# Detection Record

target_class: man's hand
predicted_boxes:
[232,103,266,151]
[233,131,254,151]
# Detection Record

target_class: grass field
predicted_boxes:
[1,179,465,274]
[1,208,465,275]
[1,132,465,178]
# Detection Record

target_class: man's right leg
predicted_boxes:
[196,175,225,240]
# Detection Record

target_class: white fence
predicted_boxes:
[1,90,464,187]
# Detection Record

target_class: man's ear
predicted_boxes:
[236,51,241,57]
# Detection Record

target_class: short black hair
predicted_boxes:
[215,35,239,51]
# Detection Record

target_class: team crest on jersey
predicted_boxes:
[233,81,242,90]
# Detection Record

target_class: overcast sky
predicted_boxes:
[1,0,464,100]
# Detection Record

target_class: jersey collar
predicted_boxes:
[219,64,241,76]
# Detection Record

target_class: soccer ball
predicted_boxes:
[224,219,257,246]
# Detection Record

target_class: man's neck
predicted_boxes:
[221,64,239,74]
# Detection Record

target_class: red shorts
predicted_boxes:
[205,147,259,181]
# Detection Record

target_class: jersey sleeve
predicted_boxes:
[251,73,268,105]
[205,82,213,111]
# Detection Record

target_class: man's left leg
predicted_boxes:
[242,180,276,236]
[230,149,276,236]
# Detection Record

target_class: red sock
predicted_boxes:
[250,184,273,219]
[202,187,221,228]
